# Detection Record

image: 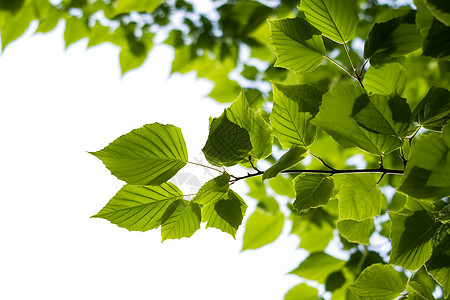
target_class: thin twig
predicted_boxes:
[310,152,335,171]
[325,56,357,79]
[187,161,234,177]
[359,59,369,78]
[343,42,356,74]
[248,155,260,172]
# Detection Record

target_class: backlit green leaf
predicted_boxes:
[337,218,375,245]
[92,183,183,231]
[160,200,201,241]
[90,123,188,185]
[412,86,450,131]
[290,252,346,283]
[349,264,405,300]
[268,175,296,198]
[271,83,323,148]
[293,174,334,212]
[269,17,326,73]
[424,0,450,26]
[407,281,436,300]
[113,0,163,16]
[64,16,89,48]
[242,208,284,250]
[202,111,253,167]
[311,83,402,155]
[363,63,407,96]
[0,3,35,51]
[119,32,152,75]
[299,0,358,44]
[192,173,230,205]
[426,225,450,298]
[284,283,318,300]
[262,146,308,180]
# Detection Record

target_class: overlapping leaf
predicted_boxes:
[92,183,183,232]
[337,218,375,245]
[192,173,230,205]
[284,283,318,300]
[160,200,201,241]
[271,83,323,148]
[412,86,450,131]
[424,0,450,26]
[290,252,346,283]
[363,63,407,96]
[90,123,188,185]
[262,146,308,180]
[426,225,450,298]
[299,0,358,44]
[292,174,334,212]
[269,17,326,73]
[242,208,284,250]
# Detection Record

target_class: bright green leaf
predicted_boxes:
[92,183,183,231]
[299,0,358,44]
[311,83,402,155]
[0,3,35,51]
[242,208,284,251]
[64,16,89,48]
[160,200,201,241]
[119,33,152,75]
[424,0,450,26]
[292,173,334,212]
[337,218,375,245]
[269,17,326,74]
[113,0,163,16]
[412,86,450,131]
[335,174,384,221]
[349,264,405,300]
[407,281,436,300]
[192,173,230,205]
[202,111,253,167]
[88,22,112,48]
[363,63,407,96]
[290,252,346,283]
[262,146,308,180]
[271,83,323,148]
[284,283,318,300]
[90,123,188,185]
[268,175,296,198]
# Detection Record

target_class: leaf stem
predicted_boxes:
[343,42,356,74]
[187,161,230,175]
[325,55,357,79]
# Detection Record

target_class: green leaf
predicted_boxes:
[90,123,188,185]
[290,252,346,283]
[337,218,375,245]
[349,264,405,300]
[389,209,437,270]
[88,22,112,48]
[202,111,253,167]
[299,0,358,44]
[271,83,323,148]
[269,17,326,74]
[202,190,247,238]
[242,208,284,251]
[426,226,450,298]
[422,19,450,60]
[113,0,163,16]
[363,63,407,96]
[268,175,296,198]
[412,86,450,131]
[424,0,450,26]
[407,281,436,300]
[119,33,152,75]
[0,3,35,51]
[364,11,422,67]
[311,83,402,155]
[352,94,415,139]
[226,90,273,159]
[64,16,89,48]
[284,283,318,300]
[335,174,384,221]
[160,200,201,241]
[398,125,450,199]
[192,173,230,205]
[262,146,308,180]
[415,0,435,37]
[92,183,183,231]
[292,174,334,212]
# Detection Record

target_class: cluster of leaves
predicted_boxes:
[4,0,450,299]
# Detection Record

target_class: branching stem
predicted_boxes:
[187,161,235,177]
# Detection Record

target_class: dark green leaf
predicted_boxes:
[325,271,347,292]
[269,17,326,73]
[160,200,201,241]
[90,123,188,185]
[407,280,436,300]
[284,283,318,300]
[349,264,405,300]
[412,86,450,131]
[292,174,334,212]
[422,19,450,60]
[424,0,450,26]
[290,252,346,283]
[92,183,183,231]
[299,0,358,44]
[426,224,450,298]
[202,111,253,167]
[363,63,407,96]
[337,218,375,245]
[262,146,308,180]
[242,208,284,251]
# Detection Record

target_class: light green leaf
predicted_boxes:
[262,146,308,180]
[242,208,284,251]
[268,175,296,198]
[335,174,384,221]
[292,174,334,212]
[337,218,375,245]
[119,32,152,75]
[414,0,435,37]
[202,111,253,167]
[412,86,450,131]
[352,94,415,139]
[299,0,358,44]
[269,17,326,74]
[113,0,163,16]
[226,90,273,159]
[0,3,35,51]
[389,209,437,270]
[88,22,112,48]
[398,125,450,199]
[64,16,89,48]
[407,281,436,300]
[363,63,407,96]
[192,173,230,205]
[92,183,183,231]
[349,264,405,300]
[311,83,402,155]
[424,0,450,26]
[36,7,63,34]
[160,200,201,241]
[364,11,422,67]
[271,83,323,148]
[284,283,318,300]
[290,252,346,284]
[90,123,188,185]
[202,190,247,238]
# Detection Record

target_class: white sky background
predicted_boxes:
[0,23,305,299]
